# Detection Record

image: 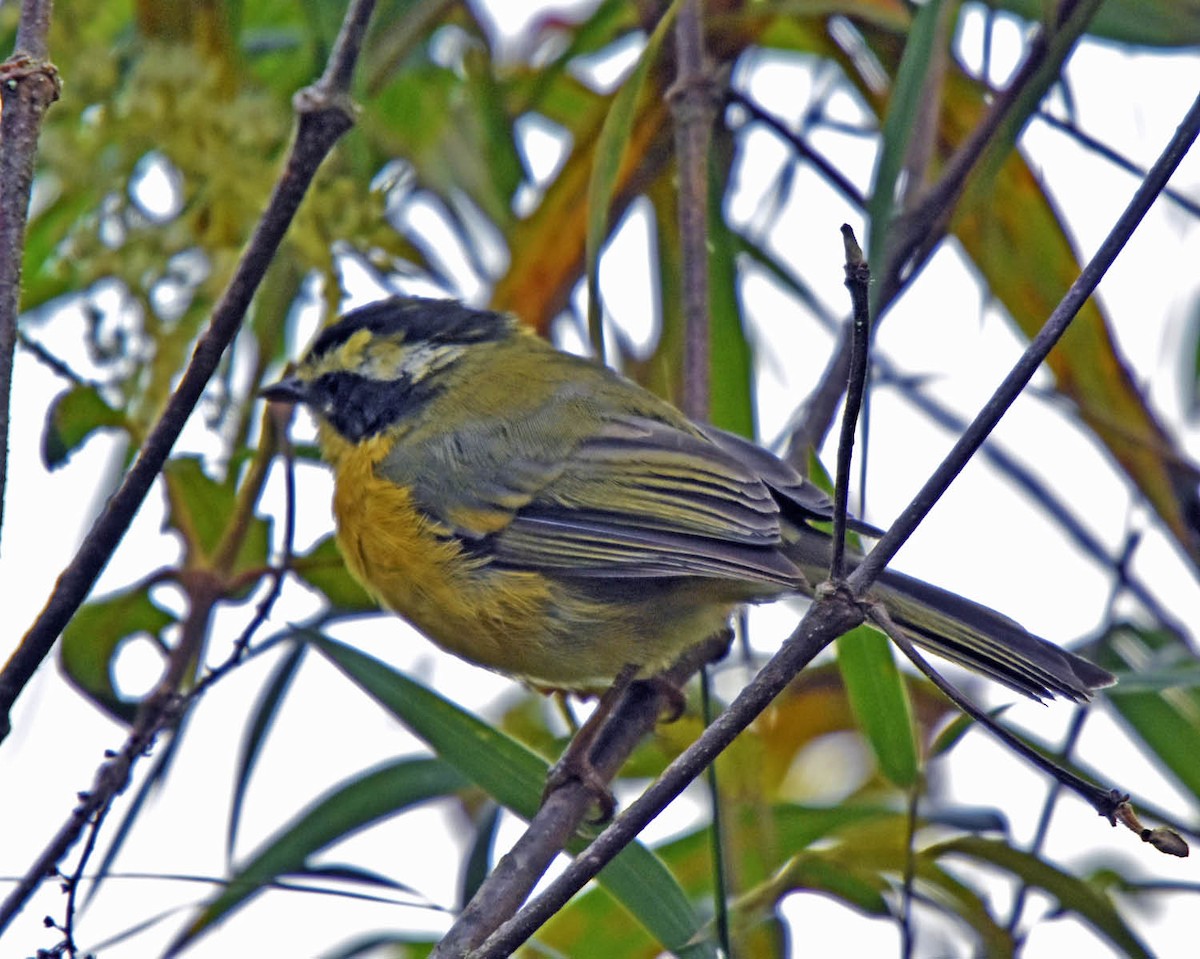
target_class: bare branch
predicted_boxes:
[0,0,61,546]
[667,0,717,421]
[849,86,1200,595]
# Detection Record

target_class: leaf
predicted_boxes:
[309,632,718,959]
[997,0,1200,47]
[866,0,948,283]
[59,587,175,723]
[41,383,127,470]
[364,52,522,230]
[459,802,502,909]
[585,0,681,350]
[1097,626,1200,804]
[929,836,1155,959]
[228,641,308,858]
[836,626,920,788]
[291,534,377,612]
[706,149,756,438]
[162,456,271,577]
[170,758,467,954]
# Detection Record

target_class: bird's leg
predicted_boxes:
[543,663,640,823]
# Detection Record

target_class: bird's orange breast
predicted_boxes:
[325,434,571,680]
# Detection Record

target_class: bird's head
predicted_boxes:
[261,296,518,442]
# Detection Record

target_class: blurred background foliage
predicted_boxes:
[5,0,1200,955]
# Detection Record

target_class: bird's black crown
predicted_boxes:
[308,296,514,361]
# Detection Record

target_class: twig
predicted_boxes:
[0,0,378,745]
[877,0,1104,311]
[726,89,865,209]
[877,606,1187,858]
[830,226,870,579]
[0,0,61,546]
[874,604,1115,814]
[1035,108,1200,219]
[848,85,1200,597]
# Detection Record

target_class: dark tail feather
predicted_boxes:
[873,566,1115,702]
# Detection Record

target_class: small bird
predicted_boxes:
[262,296,1113,711]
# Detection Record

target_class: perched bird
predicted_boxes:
[262,296,1114,710]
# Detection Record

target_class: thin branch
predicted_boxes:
[0,0,379,744]
[880,608,1186,858]
[469,596,865,958]
[726,88,865,208]
[873,605,1116,815]
[668,0,716,422]
[830,226,870,579]
[430,637,728,958]
[877,0,1104,311]
[848,86,1200,596]
[0,0,61,548]
[1035,108,1200,220]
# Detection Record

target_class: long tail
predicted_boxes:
[870,566,1114,702]
[784,531,1115,702]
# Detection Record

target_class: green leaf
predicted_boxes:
[228,641,308,858]
[929,836,1155,959]
[836,626,919,787]
[170,758,467,955]
[996,0,1200,47]
[706,147,755,438]
[866,0,948,291]
[585,0,681,351]
[41,383,127,470]
[460,802,502,909]
[1098,626,1200,804]
[60,587,175,723]
[163,456,271,576]
[292,534,377,612]
[309,632,717,959]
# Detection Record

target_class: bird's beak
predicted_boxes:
[260,376,309,405]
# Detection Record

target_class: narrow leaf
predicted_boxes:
[228,641,308,859]
[929,836,1155,959]
[171,758,466,954]
[585,0,681,351]
[837,626,920,787]
[309,632,716,958]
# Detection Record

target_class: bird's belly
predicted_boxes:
[331,462,739,689]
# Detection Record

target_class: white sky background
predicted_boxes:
[2,2,1200,956]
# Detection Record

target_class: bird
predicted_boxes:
[261,295,1113,784]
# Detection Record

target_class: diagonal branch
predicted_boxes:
[465,80,1200,959]
[0,0,376,742]
[876,0,1104,313]
[849,86,1200,595]
[470,595,865,958]
[430,637,728,958]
